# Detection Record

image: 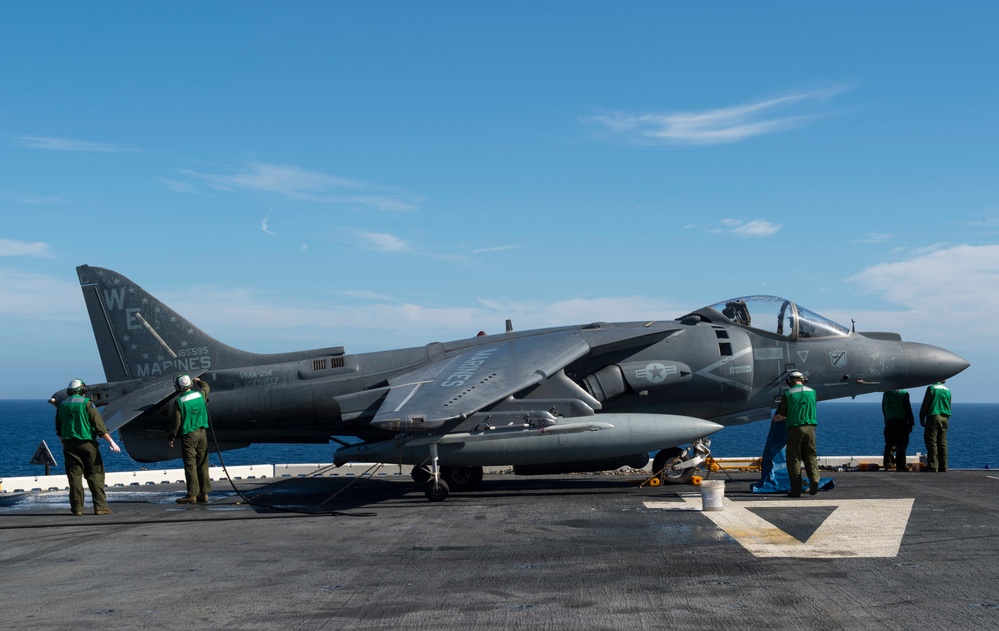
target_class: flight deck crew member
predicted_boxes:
[55,379,121,515]
[920,381,952,472]
[882,389,915,471]
[773,371,821,497]
[169,374,212,503]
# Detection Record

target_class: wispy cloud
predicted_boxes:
[177,162,422,211]
[359,232,409,252]
[0,191,64,205]
[338,289,394,301]
[350,231,467,262]
[0,238,54,258]
[198,162,362,194]
[707,219,782,238]
[581,85,850,145]
[846,244,999,344]
[13,135,140,153]
[849,244,999,307]
[477,295,692,329]
[853,233,894,244]
[261,210,278,236]
[0,269,80,318]
[158,178,200,194]
[472,245,520,254]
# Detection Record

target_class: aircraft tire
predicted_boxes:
[441,466,484,492]
[425,479,450,502]
[654,447,694,485]
[411,465,431,484]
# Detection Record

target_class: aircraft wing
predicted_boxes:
[371,330,591,432]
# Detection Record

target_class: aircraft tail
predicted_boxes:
[77,265,334,382]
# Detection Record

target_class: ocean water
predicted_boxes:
[2,400,996,478]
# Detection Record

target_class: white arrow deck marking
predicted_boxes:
[644,497,914,558]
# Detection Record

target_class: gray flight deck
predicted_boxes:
[2,469,997,630]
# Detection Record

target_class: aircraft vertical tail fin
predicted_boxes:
[77,265,268,382]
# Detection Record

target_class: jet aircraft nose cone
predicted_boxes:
[903,342,970,386]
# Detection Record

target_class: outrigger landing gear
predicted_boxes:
[424,442,449,502]
[425,479,449,501]
[653,438,712,485]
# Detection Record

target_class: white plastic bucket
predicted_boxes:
[699,479,725,511]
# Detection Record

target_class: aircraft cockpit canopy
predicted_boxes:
[697,296,850,340]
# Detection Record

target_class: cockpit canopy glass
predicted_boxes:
[707,296,850,340]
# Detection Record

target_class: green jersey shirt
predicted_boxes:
[55,395,108,441]
[921,383,952,419]
[882,389,912,421]
[778,385,818,428]
[175,390,209,436]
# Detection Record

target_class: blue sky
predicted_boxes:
[1,3,995,402]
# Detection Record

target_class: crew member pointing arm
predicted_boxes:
[55,379,120,516]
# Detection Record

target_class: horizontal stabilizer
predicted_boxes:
[101,380,182,433]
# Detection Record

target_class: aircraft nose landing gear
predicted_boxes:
[653,438,712,484]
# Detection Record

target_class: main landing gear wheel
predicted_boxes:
[441,466,484,492]
[654,447,694,485]
[425,479,450,502]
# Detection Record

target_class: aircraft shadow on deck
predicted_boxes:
[237,475,645,512]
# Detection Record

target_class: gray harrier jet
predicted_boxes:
[54,266,968,501]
